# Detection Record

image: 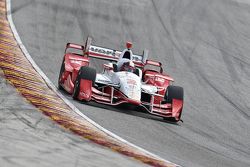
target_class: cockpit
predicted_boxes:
[122,51,131,60]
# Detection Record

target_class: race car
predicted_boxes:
[58,37,184,122]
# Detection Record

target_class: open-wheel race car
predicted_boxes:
[58,37,184,122]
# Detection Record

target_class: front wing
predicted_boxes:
[77,79,183,121]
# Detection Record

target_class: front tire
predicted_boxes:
[165,86,184,103]
[72,66,96,100]
[164,86,184,122]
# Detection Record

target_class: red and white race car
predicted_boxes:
[58,37,184,122]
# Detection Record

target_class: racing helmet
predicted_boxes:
[120,61,135,72]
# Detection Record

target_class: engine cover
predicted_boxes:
[114,71,141,101]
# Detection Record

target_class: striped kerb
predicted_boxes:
[0,1,177,167]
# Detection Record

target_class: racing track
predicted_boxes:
[0,70,145,167]
[11,0,250,166]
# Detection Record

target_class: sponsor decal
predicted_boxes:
[155,77,165,83]
[90,46,143,62]
[90,46,116,56]
[97,79,110,83]
[127,79,137,85]
[80,91,86,97]
[70,59,82,65]
[80,91,91,99]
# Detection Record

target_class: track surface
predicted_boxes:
[11,0,250,166]
[0,70,146,167]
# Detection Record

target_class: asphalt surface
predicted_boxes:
[0,70,147,167]
[11,0,250,166]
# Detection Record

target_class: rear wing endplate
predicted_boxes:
[65,43,84,54]
[145,60,163,73]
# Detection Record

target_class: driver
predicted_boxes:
[120,61,135,72]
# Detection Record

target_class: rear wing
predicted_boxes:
[85,37,148,68]
[64,37,149,68]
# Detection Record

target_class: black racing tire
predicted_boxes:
[163,86,184,122]
[79,66,96,82]
[165,86,184,103]
[72,66,96,100]
[58,58,65,90]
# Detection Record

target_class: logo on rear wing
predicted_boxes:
[90,46,117,57]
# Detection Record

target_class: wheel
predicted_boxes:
[58,58,65,90]
[165,86,184,103]
[164,86,184,122]
[72,66,96,100]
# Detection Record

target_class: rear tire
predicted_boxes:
[72,66,96,100]
[58,58,65,90]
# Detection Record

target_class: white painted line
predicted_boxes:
[6,0,180,166]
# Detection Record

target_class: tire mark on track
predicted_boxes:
[151,0,178,68]
[152,0,250,120]
[199,72,249,119]
[161,121,248,165]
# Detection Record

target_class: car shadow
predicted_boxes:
[81,100,180,126]
[58,89,181,125]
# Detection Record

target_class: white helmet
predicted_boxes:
[120,61,135,72]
